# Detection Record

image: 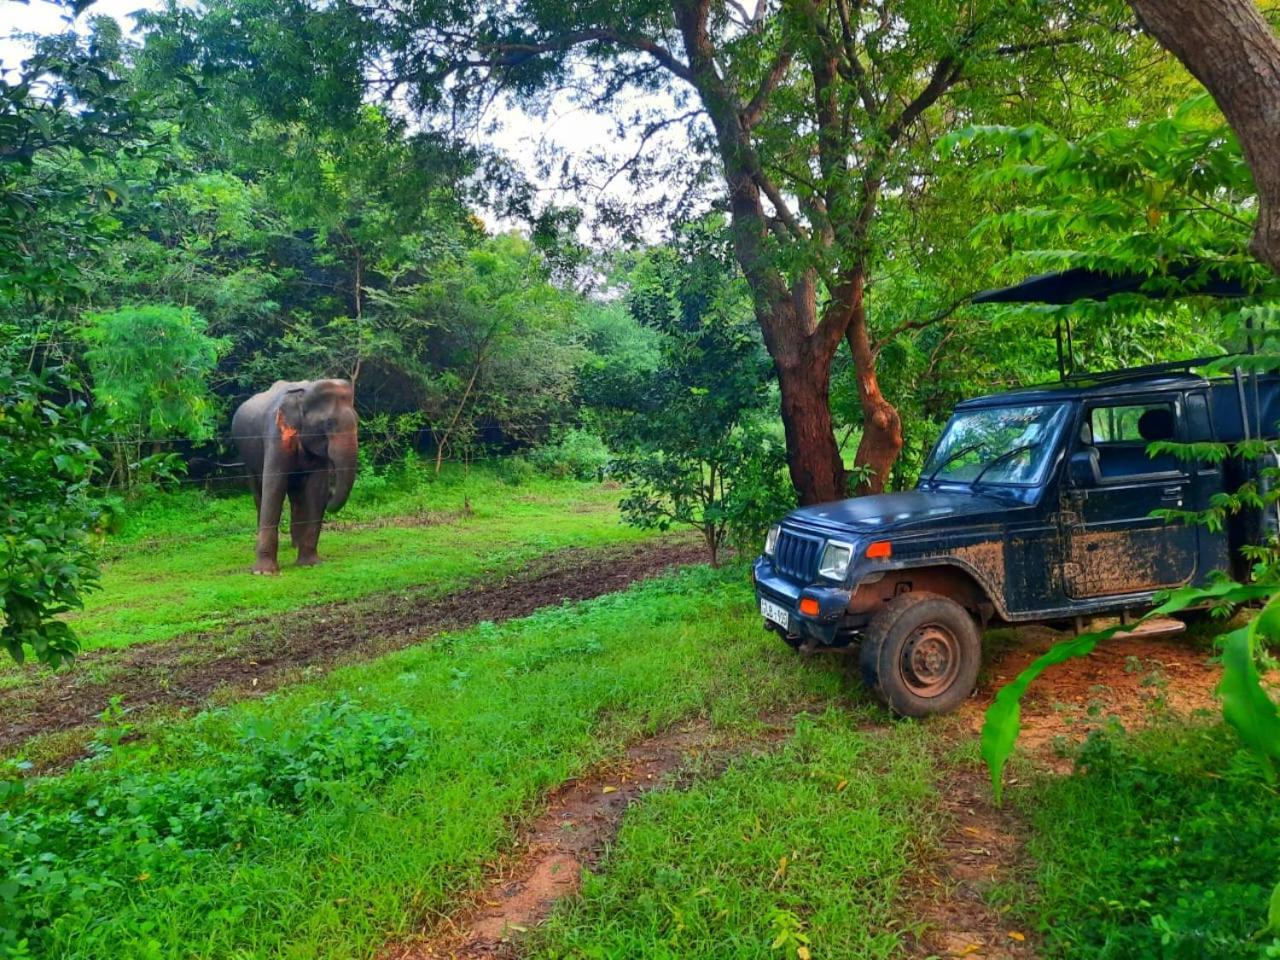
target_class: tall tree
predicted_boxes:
[1126,0,1280,275]
[374,0,1134,502]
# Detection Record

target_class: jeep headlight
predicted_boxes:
[818,540,854,581]
[764,524,780,557]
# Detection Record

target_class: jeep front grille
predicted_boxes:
[774,529,824,580]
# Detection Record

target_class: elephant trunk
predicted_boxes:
[327,433,358,512]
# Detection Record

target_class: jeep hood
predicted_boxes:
[786,489,1020,533]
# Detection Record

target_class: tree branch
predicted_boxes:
[871,291,975,354]
[741,43,794,128]
[414,28,695,86]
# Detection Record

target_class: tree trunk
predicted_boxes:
[671,0,874,505]
[776,345,847,505]
[845,272,902,494]
[1128,0,1280,274]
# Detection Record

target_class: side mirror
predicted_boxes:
[1068,450,1098,488]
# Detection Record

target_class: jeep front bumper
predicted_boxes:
[752,557,853,647]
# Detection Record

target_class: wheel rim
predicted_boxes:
[898,622,962,698]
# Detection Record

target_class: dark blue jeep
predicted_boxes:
[754,365,1280,716]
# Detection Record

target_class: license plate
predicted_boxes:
[760,598,790,630]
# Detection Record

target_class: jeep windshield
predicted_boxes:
[921,403,1070,487]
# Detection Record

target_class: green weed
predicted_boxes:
[1014,721,1280,959]
[530,710,936,960]
[2,566,886,959]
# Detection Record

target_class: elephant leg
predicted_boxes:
[253,466,287,575]
[295,469,329,566]
[287,482,304,550]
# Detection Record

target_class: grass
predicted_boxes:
[2,564,949,959]
[531,710,937,960]
[1006,719,1280,959]
[62,465,652,653]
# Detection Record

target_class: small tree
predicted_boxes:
[80,304,224,487]
[0,353,105,666]
[590,225,794,565]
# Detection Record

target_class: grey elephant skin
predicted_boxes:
[231,379,359,574]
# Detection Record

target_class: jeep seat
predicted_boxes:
[1078,422,1102,484]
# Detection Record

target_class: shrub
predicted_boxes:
[79,305,224,489]
[496,455,537,486]
[529,428,610,481]
[0,699,426,956]
[0,357,107,666]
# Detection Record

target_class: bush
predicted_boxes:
[529,428,610,481]
[0,358,107,666]
[0,699,426,956]
[80,305,224,489]
[497,455,538,486]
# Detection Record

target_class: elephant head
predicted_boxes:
[280,379,359,512]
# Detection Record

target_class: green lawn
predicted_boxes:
[66,466,651,652]
[1,566,944,960]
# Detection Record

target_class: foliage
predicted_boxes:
[0,355,105,667]
[0,698,425,956]
[945,97,1276,375]
[80,305,224,486]
[408,234,581,468]
[1017,722,1280,958]
[0,18,161,315]
[595,224,793,565]
[364,0,1172,497]
[528,428,611,481]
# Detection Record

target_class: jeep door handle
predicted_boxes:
[1160,485,1184,505]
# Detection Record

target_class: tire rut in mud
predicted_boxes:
[0,538,706,755]
[382,715,797,960]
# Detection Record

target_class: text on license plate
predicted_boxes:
[760,598,790,630]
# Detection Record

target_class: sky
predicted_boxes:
[0,0,694,241]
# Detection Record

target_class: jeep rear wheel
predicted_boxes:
[860,592,980,717]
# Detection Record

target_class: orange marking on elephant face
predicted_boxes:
[276,409,301,453]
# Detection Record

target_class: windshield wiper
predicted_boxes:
[970,442,1039,487]
[923,442,985,485]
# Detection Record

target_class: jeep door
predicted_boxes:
[1060,396,1198,598]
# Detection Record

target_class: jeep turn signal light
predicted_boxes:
[799,597,820,617]
[865,540,893,560]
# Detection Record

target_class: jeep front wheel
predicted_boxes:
[859,592,980,717]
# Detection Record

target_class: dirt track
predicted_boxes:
[908,623,1228,960]
[382,716,796,960]
[0,538,705,756]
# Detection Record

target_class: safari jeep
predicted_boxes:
[753,363,1280,716]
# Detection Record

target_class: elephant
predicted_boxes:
[231,379,358,574]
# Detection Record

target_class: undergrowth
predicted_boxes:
[0,566,885,959]
[1013,720,1280,959]
[0,701,424,958]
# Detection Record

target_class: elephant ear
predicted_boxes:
[275,388,306,455]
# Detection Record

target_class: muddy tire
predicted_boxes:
[860,592,980,717]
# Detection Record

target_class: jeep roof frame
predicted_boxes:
[971,262,1275,440]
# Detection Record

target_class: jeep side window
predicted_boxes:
[1084,402,1180,479]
